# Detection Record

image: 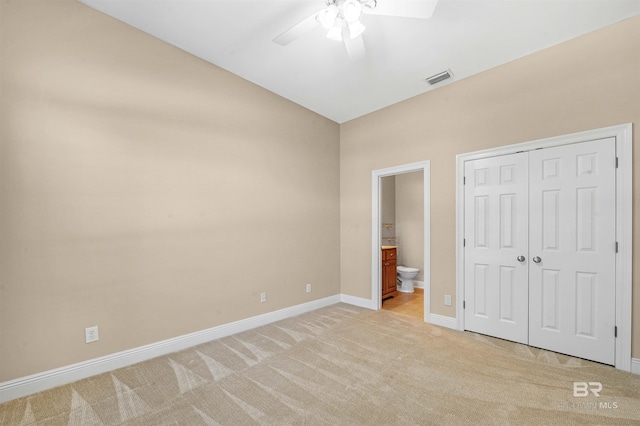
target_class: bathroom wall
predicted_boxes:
[395,171,424,282]
[339,15,640,356]
[380,175,396,226]
[0,0,340,382]
[380,175,397,246]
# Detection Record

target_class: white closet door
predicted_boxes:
[464,152,529,344]
[528,138,616,365]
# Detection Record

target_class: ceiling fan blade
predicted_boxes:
[364,0,439,19]
[273,10,321,46]
[344,35,366,62]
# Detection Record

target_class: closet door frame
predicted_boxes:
[455,123,632,372]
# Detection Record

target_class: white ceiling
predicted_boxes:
[79,0,640,123]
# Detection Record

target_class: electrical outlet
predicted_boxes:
[260,292,267,303]
[306,283,312,293]
[85,326,99,343]
[444,295,452,306]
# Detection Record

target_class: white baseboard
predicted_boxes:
[0,295,341,404]
[340,294,375,309]
[429,313,458,330]
[631,358,640,375]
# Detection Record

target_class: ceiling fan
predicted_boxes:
[273,0,439,62]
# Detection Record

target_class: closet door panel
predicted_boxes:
[528,138,616,365]
[464,152,529,344]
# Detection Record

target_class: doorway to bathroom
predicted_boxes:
[371,161,430,322]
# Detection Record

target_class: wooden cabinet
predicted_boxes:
[381,247,398,300]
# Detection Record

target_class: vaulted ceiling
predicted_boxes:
[79,0,640,123]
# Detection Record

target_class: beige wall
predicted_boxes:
[395,171,424,281]
[0,0,340,381]
[340,16,640,356]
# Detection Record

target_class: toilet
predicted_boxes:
[396,266,420,293]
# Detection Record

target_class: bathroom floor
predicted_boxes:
[381,287,424,320]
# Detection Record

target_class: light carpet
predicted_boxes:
[1,303,639,425]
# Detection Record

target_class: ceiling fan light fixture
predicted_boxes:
[348,20,366,39]
[318,4,339,29]
[343,0,362,22]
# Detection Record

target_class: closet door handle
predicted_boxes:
[517,255,525,262]
[533,256,542,263]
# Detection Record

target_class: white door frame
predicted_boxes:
[371,161,431,321]
[455,124,632,371]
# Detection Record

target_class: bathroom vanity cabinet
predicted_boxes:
[381,247,398,299]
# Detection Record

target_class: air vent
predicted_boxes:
[425,69,453,86]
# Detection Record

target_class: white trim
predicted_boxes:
[371,161,431,319]
[631,358,640,376]
[422,280,431,323]
[0,295,340,404]
[340,293,375,309]
[615,123,633,372]
[413,280,425,289]
[455,123,633,372]
[429,314,458,330]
